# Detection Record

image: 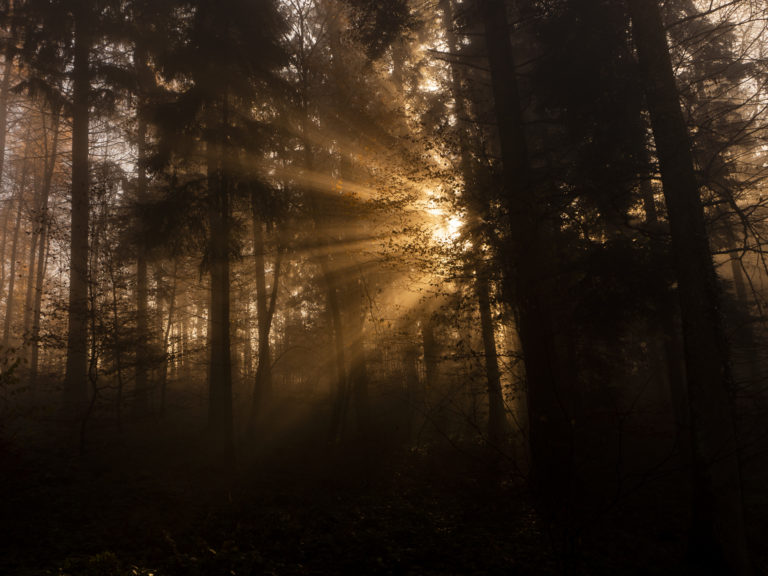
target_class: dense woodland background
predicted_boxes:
[0,0,768,574]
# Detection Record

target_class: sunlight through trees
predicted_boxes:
[1,0,768,574]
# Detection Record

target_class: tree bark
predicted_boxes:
[3,169,26,348]
[479,0,573,505]
[628,1,752,573]
[206,99,234,453]
[29,104,61,376]
[63,10,91,413]
[30,113,55,385]
[22,204,39,344]
[0,3,13,199]
[441,0,507,448]
[133,41,151,416]
[250,206,273,421]
[476,271,506,446]
[23,118,50,346]
[0,200,11,306]
[0,7,14,317]
[159,267,176,417]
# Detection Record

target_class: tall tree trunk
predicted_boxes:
[108,249,125,430]
[30,114,56,386]
[207,100,234,453]
[641,176,690,441]
[0,3,18,335]
[64,12,91,413]
[476,271,506,446]
[29,217,49,382]
[23,158,45,345]
[180,287,190,380]
[160,267,176,417]
[628,1,752,573]
[0,4,13,198]
[0,35,10,308]
[250,206,273,421]
[22,217,38,343]
[242,296,252,382]
[479,0,573,506]
[3,170,26,347]
[0,201,12,305]
[133,42,151,417]
[441,0,507,448]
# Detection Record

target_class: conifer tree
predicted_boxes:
[149,0,285,451]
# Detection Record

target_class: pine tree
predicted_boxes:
[149,0,285,452]
[628,0,752,572]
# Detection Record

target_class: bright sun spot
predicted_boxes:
[427,204,463,244]
[439,214,463,242]
[420,76,441,93]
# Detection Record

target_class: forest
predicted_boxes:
[0,0,767,574]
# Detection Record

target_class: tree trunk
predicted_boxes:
[628,1,752,573]
[0,5,12,199]
[641,174,691,445]
[441,0,507,449]
[0,201,11,306]
[250,206,273,421]
[133,42,151,417]
[476,271,506,446]
[30,109,56,387]
[160,268,176,417]
[0,6,15,317]
[206,100,234,453]
[22,213,38,344]
[0,8,12,317]
[3,172,26,348]
[63,12,91,413]
[180,288,190,380]
[108,248,125,430]
[29,216,49,382]
[23,151,45,345]
[479,0,574,507]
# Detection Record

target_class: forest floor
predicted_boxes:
[0,397,765,575]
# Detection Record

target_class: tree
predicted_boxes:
[440,0,507,448]
[627,0,751,572]
[150,0,285,452]
[29,101,61,385]
[18,0,119,413]
[477,0,575,513]
[249,181,282,423]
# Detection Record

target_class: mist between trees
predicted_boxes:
[0,0,767,574]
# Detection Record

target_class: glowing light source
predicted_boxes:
[424,193,464,245]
